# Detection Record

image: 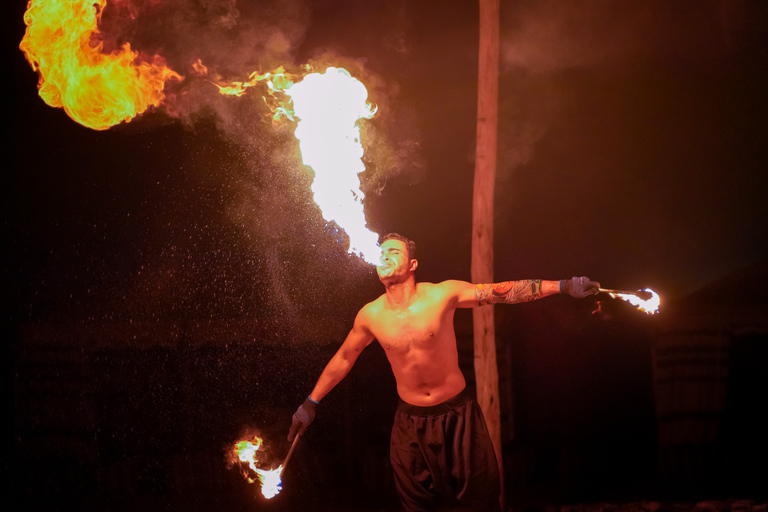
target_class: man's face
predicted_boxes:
[377,239,413,281]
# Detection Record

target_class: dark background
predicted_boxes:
[4,1,768,510]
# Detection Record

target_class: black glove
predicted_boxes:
[560,276,600,298]
[288,398,317,441]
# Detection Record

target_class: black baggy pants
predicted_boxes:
[390,388,501,512]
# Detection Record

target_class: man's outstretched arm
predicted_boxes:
[474,279,558,305]
[452,276,600,308]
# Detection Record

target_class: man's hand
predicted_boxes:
[560,276,600,298]
[288,398,317,441]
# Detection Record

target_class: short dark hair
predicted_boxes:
[381,233,416,261]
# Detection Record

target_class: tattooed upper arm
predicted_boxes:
[474,279,544,305]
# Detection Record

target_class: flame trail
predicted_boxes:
[20,0,181,130]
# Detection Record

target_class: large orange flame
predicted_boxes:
[20,0,182,130]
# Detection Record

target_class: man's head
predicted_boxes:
[377,233,417,283]
[380,233,416,261]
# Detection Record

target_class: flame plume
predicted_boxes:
[20,0,181,130]
[210,65,381,264]
[286,67,380,264]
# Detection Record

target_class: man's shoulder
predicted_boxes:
[359,294,386,316]
[416,280,471,301]
[424,280,477,307]
[426,280,472,292]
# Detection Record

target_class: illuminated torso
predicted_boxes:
[363,282,466,407]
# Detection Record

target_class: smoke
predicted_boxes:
[501,0,644,74]
[499,0,737,74]
[100,0,309,72]
[496,0,646,183]
[99,0,415,194]
[495,0,738,183]
[123,0,310,123]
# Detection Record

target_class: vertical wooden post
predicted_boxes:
[472,0,503,501]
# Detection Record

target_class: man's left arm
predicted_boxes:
[450,277,600,308]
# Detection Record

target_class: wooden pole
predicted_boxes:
[472,0,503,502]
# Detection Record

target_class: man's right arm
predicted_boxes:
[308,309,375,402]
[288,309,374,440]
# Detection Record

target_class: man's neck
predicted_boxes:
[383,277,418,308]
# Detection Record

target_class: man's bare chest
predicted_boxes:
[372,304,446,351]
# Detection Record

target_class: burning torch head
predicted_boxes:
[230,435,285,500]
[603,288,661,314]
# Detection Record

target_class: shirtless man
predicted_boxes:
[288,233,599,511]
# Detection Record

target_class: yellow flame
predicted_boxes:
[201,62,298,112]
[232,437,284,499]
[211,69,275,97]
[20,0,181,130]
[191,58,208,76]
[609,288,661,314]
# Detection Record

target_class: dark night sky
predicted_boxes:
[4,0,768,325]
